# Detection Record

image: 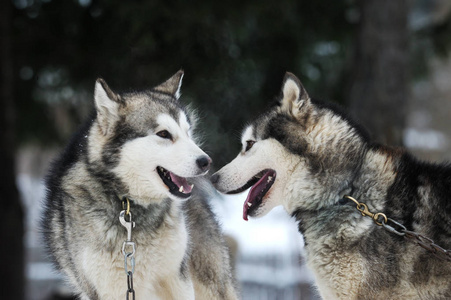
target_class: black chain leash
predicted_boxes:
[126,271,136,300]
[120,198,137,299]
[344,196,451,262]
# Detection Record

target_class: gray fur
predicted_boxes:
[42,71,238,300]
[212,72,450,299]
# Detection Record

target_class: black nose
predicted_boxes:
[210,173,219,184]
[196,156,211,172]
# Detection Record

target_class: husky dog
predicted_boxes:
[42,71,238,300]
[211,72,451,299]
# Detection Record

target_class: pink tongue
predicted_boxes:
[170,173,192,193]
[243,172,271,221]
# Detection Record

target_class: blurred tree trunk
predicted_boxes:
[348,0,410,146]
[0,0,25,299]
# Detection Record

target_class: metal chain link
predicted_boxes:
[344,196,451,262]
[126,271,136,300]
[120,198,137,299]
[403,230,451,262]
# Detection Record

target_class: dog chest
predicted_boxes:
[77,211,190,299]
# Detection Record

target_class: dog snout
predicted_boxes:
[210,173,219,184]
[196,155,212,172]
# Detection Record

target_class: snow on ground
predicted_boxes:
[212,193,304,254]
[211,192,315,286]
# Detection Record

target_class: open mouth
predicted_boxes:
[157,166,193,199]
[227,169,276,221]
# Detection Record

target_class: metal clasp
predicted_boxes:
[119,210,135,242]
[356,202,373,218]
[120,210,136,276]
[120,210,136,259]
[344,195,387,226]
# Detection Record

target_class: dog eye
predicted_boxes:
[245,140,255,152]
[156,130,172,140]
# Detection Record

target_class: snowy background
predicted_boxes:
[211,194,317,299]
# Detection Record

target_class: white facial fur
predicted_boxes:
[214,125,301,218]
[113,112,209,205]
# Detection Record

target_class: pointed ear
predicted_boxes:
[279,72,310,117]
[94,78,121,136]
[153,70,184,100]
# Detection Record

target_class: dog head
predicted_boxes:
[88,71,211,205]
[212,72,366,220]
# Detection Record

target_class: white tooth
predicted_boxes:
[179,186,184,193]
[247,202,252,207]
[267,176,273,182]
[190,184,194,189]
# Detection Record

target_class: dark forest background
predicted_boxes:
[1,0,451,298]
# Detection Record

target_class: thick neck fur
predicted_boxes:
[292,144,400,242]
[351,145,400,212]
[289,144,400,299]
